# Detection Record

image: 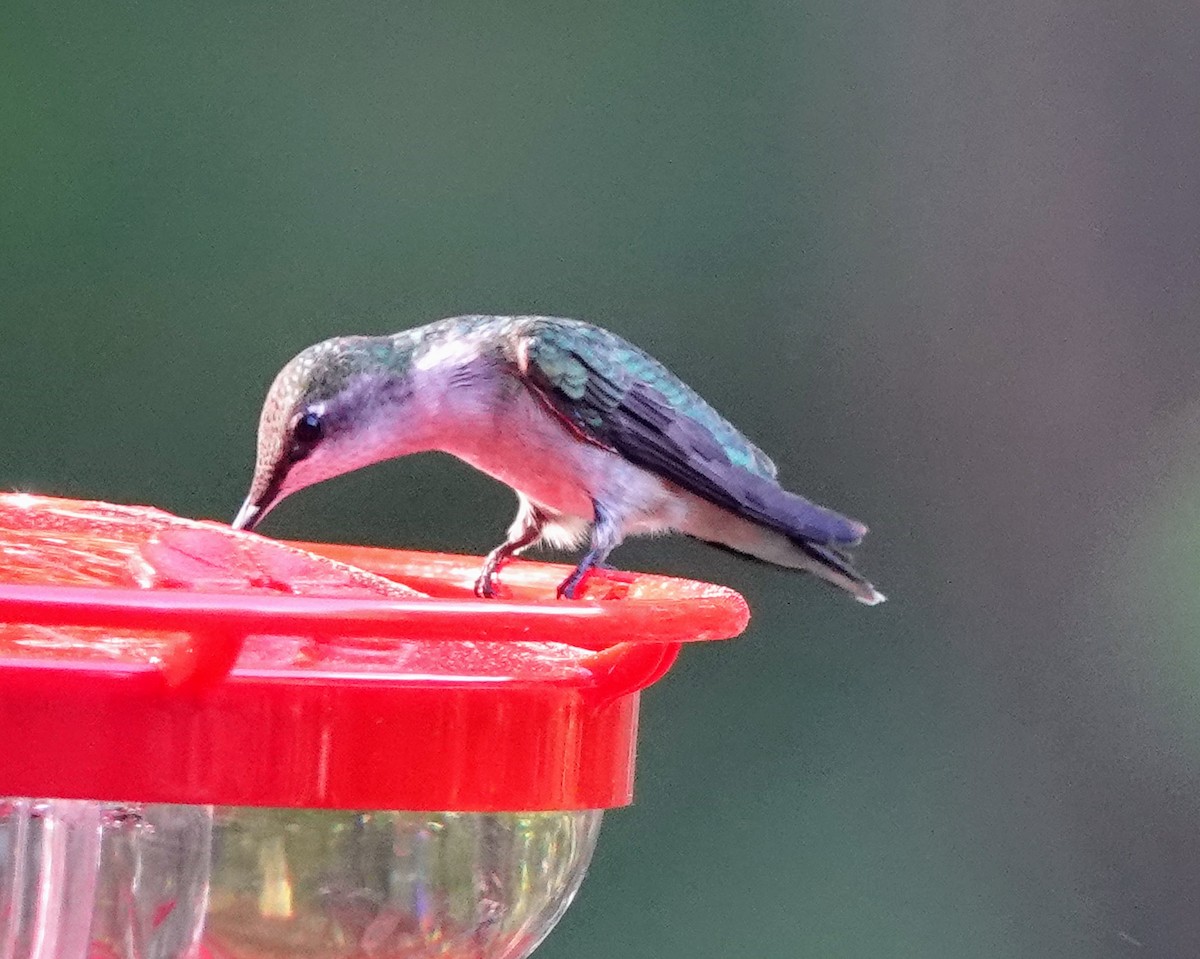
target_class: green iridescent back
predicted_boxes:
[512,316,779,480]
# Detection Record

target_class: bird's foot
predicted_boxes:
[474,570,500,599]
[556,565,594,600]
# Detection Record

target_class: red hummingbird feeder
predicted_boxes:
[0,494,747,958]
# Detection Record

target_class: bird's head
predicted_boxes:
[232,335,416,531]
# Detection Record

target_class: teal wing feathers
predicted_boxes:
[509,317,865,547]
[516,318,778,478]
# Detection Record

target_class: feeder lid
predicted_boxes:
[0,495,747,811]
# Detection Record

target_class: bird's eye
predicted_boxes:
[290,410,324,454]
[295,411,323,442]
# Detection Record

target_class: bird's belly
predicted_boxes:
[459,441,597,517]
[439,394,679,527]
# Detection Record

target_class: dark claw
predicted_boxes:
[556,566,591,600]
[474,568,499,599]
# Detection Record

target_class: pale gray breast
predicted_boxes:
[437,371,677,525]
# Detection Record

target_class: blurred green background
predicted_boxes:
[3,0,1199,955]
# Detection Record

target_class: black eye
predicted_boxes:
[294,411,323,443]
[288,411,324,461]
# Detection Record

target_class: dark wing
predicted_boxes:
[511,318,865,547]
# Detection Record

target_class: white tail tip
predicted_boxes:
[856,587,887,606]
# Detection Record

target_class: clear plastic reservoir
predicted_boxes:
[0,800,601,959]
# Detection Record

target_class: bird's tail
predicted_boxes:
[683,488,885,605]
[792,538,886,606]
[736,481,884,604]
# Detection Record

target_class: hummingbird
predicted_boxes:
[232,315,884,603]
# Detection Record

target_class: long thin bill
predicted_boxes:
[231,496,262,531]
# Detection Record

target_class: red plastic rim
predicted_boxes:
[0,495,748,810]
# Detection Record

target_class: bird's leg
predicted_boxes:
[475,498,548,598]
[557,500,623,600]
